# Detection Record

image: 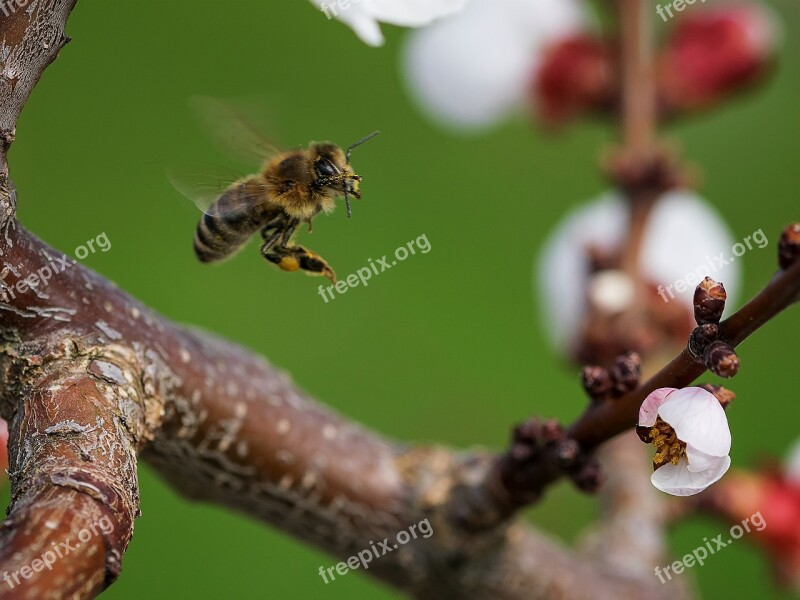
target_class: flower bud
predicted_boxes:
[704,339,740,378]
[610,352,642,397]
[658,5,779,113]
[694,277,727,325]
[555,438,581,469]
[699,383,736,409]
[779,223,800,270]
[581,365,612,401]
[570,460,604,493]
[533,34,614,127]
[689,323,720,358]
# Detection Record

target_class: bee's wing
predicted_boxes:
[190,96,282,164]
[167,163,266,217]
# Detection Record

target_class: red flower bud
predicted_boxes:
[658,5,778,112]
[709,469,800,589]
[532,34,615,127]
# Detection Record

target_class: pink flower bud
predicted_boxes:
[658,4,779,112]
[532,34,614,127]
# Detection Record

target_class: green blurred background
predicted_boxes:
[1,0,799,598]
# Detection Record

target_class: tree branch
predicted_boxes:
[618,0,656,158]
[0,370,137,598]
[571,255,800,452]
[483,252,800,517]
[0,214,684,599]
[0,0,76,180]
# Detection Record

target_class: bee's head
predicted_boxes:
[311,143,353,187]
[310,132,379,218]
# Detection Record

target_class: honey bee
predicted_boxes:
[168,98,379,283]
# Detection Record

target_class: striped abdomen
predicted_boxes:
[194,182,273,263]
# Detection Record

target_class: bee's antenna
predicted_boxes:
[343,130,378,219]
[346,130,380,164]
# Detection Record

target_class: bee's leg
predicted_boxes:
[279,219,299,247]
[262,244,336,283]
[262,212,284,229]
[260,227,283,255]
[260,216,297,253]
[291,246,336,282]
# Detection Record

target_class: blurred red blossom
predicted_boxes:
[700,447,800,589]
[532,34,615,127]
[658,4,778,112]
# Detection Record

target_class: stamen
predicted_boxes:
[649,417,687,469]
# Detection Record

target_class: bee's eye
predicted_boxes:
[314,159,338,178]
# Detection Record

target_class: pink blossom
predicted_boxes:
[639,386,731,496]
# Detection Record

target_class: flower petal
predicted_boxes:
[536,192,625,351]
[651,455,731,496]
[309,0,469,47]
[403,1,533,128]
[659,387,731,457]
[337,10,387,46]
[685,444,724,473]
[403,0,585,130]
[640,190,741,312]
[364,0,471,27]
[536,190,739,353]
[639,388,678,427]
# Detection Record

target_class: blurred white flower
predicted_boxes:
[587,269,635,314]
[402,0,587,130]
[536,189,740,353]
[311,0,471,47]
[639,387,732,497]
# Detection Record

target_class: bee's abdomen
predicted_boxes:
[194,185,266,263]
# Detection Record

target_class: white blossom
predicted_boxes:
[536,189,741,353]
[311,0,471,47]
[402,0,586,130]
[640,387,732,497]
